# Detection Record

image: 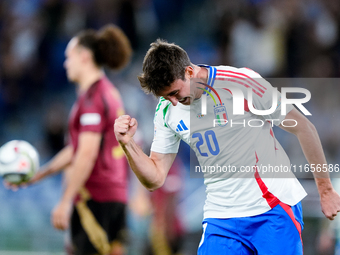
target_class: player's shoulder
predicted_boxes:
[90,78,122,102]
[96,77,116,95]
[212,65,273,97]
[154,97,176,129]
[79,81,109,111]
[213,65,262,78]
[154,97,172,117]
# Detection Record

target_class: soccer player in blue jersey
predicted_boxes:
[114,39,340,254]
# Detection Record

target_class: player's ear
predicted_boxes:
[80,47,92,63]
[185,65,194,79]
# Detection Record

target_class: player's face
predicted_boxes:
[159,78,192,106]
[159,67,202,106]
[64,38,83,83]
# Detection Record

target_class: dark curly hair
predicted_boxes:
[76,24,132,70]
[138,39,191,96]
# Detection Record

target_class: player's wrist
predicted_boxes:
[316,179,334,196]
[119,137,135,148]
[60,194,74,205]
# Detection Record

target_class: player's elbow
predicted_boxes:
[286,117,316,137]
[297,118,317,136]
[144,177,165,192]
[306,121,317,133]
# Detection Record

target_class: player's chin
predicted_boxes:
[66,73,76,82]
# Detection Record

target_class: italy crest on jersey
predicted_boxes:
[196,82,228,127]
[214,104,228,127]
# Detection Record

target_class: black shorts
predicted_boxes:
[71,199,127,255]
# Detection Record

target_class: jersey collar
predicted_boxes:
[198,64,217,94]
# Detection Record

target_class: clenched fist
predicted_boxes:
[114,115,138,145]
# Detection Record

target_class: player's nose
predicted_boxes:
[168,96,178,106]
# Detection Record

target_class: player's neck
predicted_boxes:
[195,64,208,84]
[192,64,209,99]
[78,68,104,92]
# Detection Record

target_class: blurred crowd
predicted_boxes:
[0,0,340,254]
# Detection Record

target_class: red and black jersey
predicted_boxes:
[68,76,127,203]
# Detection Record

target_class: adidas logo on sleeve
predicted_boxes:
[176,120,188,132]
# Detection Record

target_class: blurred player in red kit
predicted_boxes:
[7,24,132,255]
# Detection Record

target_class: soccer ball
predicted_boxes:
[0,140,39,184]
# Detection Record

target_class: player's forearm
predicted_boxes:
[40,145,74,178]
[121,139,165,191]
[295,122,333,192]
